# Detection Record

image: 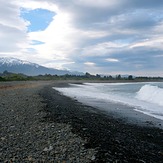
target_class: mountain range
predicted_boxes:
[0,57,83,76]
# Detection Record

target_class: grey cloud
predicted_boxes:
[31,0,163,28]
[110,11,160,30]
[69,42,163,73]
[128,0,163,9]
[33,0,163,34]
[28,1,163,75]
[2,0,163,76]
[0,1,28,54]
[49,0,163,28]
[0,24,28,52]
[105,47,163,70]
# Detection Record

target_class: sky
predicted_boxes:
[0,0,163,76]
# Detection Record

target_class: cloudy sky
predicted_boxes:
[1,0,163,76]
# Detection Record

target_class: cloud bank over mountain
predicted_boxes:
[0,0,163,76]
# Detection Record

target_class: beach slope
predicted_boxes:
[0,81,163,162]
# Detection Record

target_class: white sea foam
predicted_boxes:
[136,84,163,107]
[53,82,163,120]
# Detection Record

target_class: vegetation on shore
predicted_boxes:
[0,70,163,82]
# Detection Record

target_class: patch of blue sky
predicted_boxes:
[31,40,45,45]
[27,48,37,53]
[21,8,55,32]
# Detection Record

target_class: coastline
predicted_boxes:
[52,81,163,129]
[40,82,163,162]
[78,99,163,129]
[0,81,163,162]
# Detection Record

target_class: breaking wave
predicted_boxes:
[53,82,163,120]
[136,84,163,107]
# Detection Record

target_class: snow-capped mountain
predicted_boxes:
[0,57,39,67]
[0,57,83,76]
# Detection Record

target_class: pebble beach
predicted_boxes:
[0,81,163,162]
[0,81,96,162]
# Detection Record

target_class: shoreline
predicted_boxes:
[0,81,163,162]
[52,81,163,129]
[40,82,163,162]
[78,99,163,129]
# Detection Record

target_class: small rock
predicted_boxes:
[28,156,33,161]
[115,139,120,144]
[91,155,96,161]
[82,128,87,131]
[43,147,49,152]
[1,137,5,141]
[49,145,53,151]
[43,145,53,152]
[158,151,163,156]
[147,134,154,138]
[138,159,146,163]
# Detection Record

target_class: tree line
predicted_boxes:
[0,71,163,82]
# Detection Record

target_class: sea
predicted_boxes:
[53,82,163,121]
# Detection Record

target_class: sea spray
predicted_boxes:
[136,84,163,106]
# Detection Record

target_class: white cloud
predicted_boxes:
[19,0,59,12]
[27,12,85,65]
[82,42,128,57]
[0,0,78,67]
[84,62,96,66]
[129,37,163,49]
[24,1,112,67]
[0,0,26,29]
[106,58,119,62]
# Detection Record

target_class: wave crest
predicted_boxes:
[136,84,163,106]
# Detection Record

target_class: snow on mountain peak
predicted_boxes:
[0,57,39,67]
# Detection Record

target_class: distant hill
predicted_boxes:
[0,57,84,76]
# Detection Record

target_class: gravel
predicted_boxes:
[1,81,163,163]
[0,81,96,162]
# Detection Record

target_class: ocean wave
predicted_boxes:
[136,84,163,107]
